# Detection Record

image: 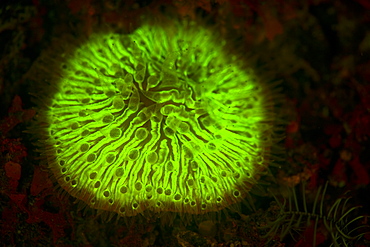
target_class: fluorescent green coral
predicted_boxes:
[37,20,275,216]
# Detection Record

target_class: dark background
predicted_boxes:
[1,0,370,246]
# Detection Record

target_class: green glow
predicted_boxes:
[36,20,276,216]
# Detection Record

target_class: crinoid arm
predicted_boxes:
[261,182,370,246]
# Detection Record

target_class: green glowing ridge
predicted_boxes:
[32,20,275,216]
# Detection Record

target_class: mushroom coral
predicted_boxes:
[28,17,280,218]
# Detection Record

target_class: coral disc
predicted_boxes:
[31,19,277,217]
